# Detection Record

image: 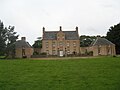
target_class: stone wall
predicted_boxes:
[42,40,80,56]
[92,45,116,56]
[15,48,33,58]
[80,45,116,56]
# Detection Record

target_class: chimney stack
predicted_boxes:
[43,27,45,33]
[21,37,26,41]
[60,26,62,31]
[76,26,78,32]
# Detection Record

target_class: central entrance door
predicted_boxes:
[59,51,63,57]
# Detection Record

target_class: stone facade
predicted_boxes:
[34,48,42,54]
[15,48,33,58]
[41,27,116,57]
[91,45,116,56]
[80,37,116,56]
[42,26,80,56]
[15,37,33,58]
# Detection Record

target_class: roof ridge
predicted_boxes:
[44,30,76,32]
[43,30,79,40]
[45,31,58,32]
[93,38,98,46]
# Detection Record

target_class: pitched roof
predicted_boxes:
[43,31,79,40]
[43,31,58,40]
[14,40,32,48]
[64,31,79,40]
[91,37,114,46]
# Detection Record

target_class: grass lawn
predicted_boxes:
[0,57,120,90]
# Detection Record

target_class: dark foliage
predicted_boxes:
[80,35,96,47]
[32,37,42,48]
[0,21,7,55]
[0,20,19,56]
[106,23,120,54]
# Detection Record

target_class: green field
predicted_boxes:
[0,57,120,90]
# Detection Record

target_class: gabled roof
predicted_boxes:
[15,40,32,48]
[43,31,79,40]
[91,37,114,46]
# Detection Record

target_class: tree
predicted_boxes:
[80,35,96,47]
[32,37,42,48]
[6,26,19,57]
[0,20,19,56]
[6,26,19,45]
[0,21,7,55]
[106,23,120,54]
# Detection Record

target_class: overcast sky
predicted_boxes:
[0,0,120,44]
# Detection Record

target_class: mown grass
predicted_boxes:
[0,57,120,90]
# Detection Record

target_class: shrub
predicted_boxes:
[33,52,39,55]
[113,55,116,57]
[40,52,47,55]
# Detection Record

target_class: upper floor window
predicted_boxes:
[46,50,49,55]
[73,42,76,47]
[67,50,70,54]
[57,35,60,39]
[67,42,70,47]
[52,42,56,47]
[62,35,64,39]
[59,42,63,46]
[74,49,76,51]
[52,50,56,55]
[46,42,49,48]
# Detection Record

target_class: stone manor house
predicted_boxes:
[42,26,80,56]
[41,26,116,57]
[10,26,116,58]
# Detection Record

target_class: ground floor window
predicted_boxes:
[107,46,111,55]
[98,45,101,55]
[67,50,70,55]
[22,47,26,58]
[73,51,76,55]
[52,50,56,55]
[22,47,27,58]
[46,50,49,55]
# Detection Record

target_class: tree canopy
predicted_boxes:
[80,35,96,47]
[32,37,42,48]
[106,23,120,54]
[0,21,7,55]
[0,20,19,56]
